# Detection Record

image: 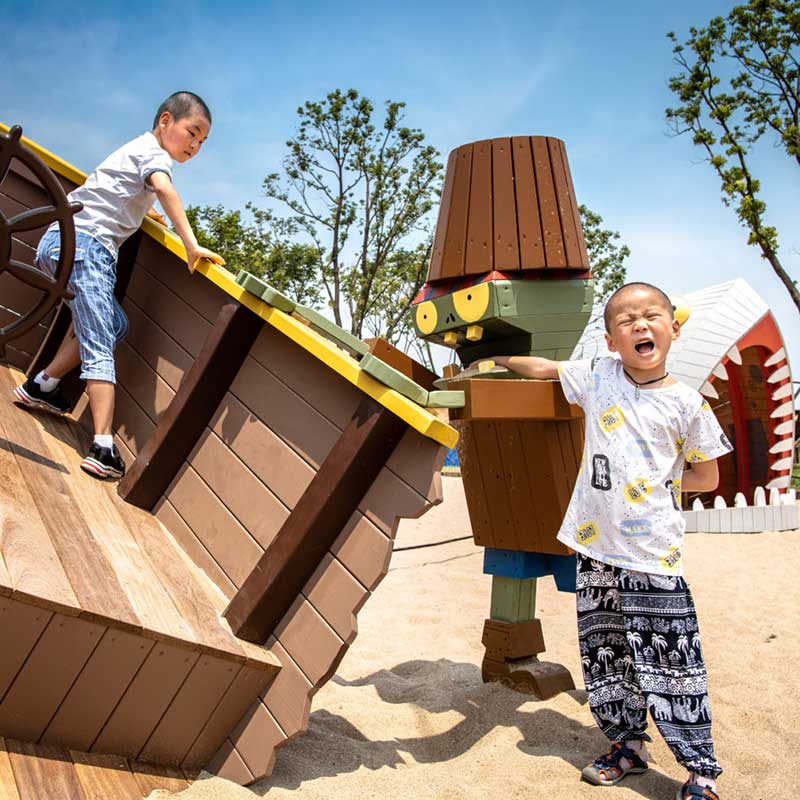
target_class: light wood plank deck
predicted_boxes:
[0,364,278,672]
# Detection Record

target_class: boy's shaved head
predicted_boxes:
[603,282,674,331]
[153,92,212,129]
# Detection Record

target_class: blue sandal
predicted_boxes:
[676,782,719,800]
[581,741,649,786]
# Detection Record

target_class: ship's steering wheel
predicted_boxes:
[0,125,82,357]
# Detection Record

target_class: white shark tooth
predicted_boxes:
[711,362,728,380]
[726,345,742,364]
[769,438,795,454]
[767,364,790,384]
[764,347,786,367]
[700,381,719,399]
[772,383,793,401]
[773,419,795,436]
[769,456,794,472]
[771,400,795,419]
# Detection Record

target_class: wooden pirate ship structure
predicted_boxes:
[0,123,460,795]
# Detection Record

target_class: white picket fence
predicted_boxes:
[684,488,799,533]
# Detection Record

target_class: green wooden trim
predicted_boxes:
[489,576,538,622]
[360,353,429,405]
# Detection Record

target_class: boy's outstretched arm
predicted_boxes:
[682,459,719,494]
[473,355,560,380]
[148,172,225,273]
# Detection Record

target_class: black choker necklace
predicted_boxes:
[623,368,669,399]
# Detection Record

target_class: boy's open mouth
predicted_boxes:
[634,340,655,354]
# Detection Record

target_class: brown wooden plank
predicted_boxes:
[0,553,11,598]
[495,420,542,550]
[0,273,45,320]
[113,383,156,459]
[166,464,263,588]
[9,158,78,199]
[0,738,22,800]
[532,137,565,268]
[512,136,545,269]
[181,664,275,770]
[303,554,368,643]
[0,370,139,627]
[189,428,289,549]
[357,465,431,537]
[119,301,263,510]
[472,421,518,550]
[139,655,241,766]
[455,421,494,544]
[449,378,580,422]
[134,236,227,325]
[365,338,439,392]
[36,415,192,642]
[92,642,200,759]
[491,137,520,271]
[124,267,210,358]
[248,323,363,431]
[129,761,189,795]
[0,599,52,702]
[225,397,408,642]
[428,148,458,282]
[227,701,286,781]
[330,512,392,592]
[559,138,590,267]
[6,740,87,800]
[440,143,473,279]
[114,341,175,425]
[464,139,493,276]
[43,629,155,752]
[205,740,253,785]
[112,491,277,666]
[0,614,105,742]
[70,751,141,800]
[0,308,48,363]
[260,638,313,738]
[121,298,193,392]
[274,597,344,686]
[385,427,445,504]
[210,394,315,510]
[153,499,237,600]
[547,138,582,268]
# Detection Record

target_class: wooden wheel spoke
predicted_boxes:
[4,259,53,292]
[8,205,60,234]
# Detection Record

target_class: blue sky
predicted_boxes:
[3,0,798,369]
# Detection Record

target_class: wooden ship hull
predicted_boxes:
[0,124,456,794]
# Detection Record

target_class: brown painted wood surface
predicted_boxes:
[0,737,193,799]
[448,378,582,422]
[119,301,263,510]
[425,136,589,282]
[365,337,439,392]
[225,397,408,642]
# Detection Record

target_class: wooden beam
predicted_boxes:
[118,300,263,510]
[25,231,143,412]
[224,397,408,643]
[448,378,582,422]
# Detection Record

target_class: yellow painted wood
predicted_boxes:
[0,121,458,448]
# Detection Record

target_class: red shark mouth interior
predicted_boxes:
[635,340,655,354]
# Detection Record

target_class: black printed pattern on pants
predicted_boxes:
[576,553,722,778]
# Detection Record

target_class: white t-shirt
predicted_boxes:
[555,357,733,575]
[54,131,173,260]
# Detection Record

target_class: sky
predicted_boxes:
[3,0,798,372]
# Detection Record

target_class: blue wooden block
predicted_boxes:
[483,548,576,593]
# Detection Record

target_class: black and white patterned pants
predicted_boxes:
[576,553,722,778]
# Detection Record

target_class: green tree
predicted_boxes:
[262,88,444,338]
[666,0,800,313]
[580,204,630,303]
[185,203,322,307]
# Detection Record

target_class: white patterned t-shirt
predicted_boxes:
[555,357,732,575]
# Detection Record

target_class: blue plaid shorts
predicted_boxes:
[36,229,128,383]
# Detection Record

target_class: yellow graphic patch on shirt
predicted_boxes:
[624,477,652,503]
[671,479,682,507]
[576,521,600,546]
[674,437,685,455]
[686,449,709,463]
[702,400,712,412]
[599,405,625,432]
[659,546,682,571]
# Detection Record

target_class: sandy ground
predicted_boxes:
[158,478,799,800]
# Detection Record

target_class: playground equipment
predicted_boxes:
[413,136,593,698]
[0,123,458,794]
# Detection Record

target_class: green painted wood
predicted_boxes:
[489,576,537,622]
[359,353,429,405]
[426,390,466,408]
[295,305,369,358]
[235,271,296,313]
